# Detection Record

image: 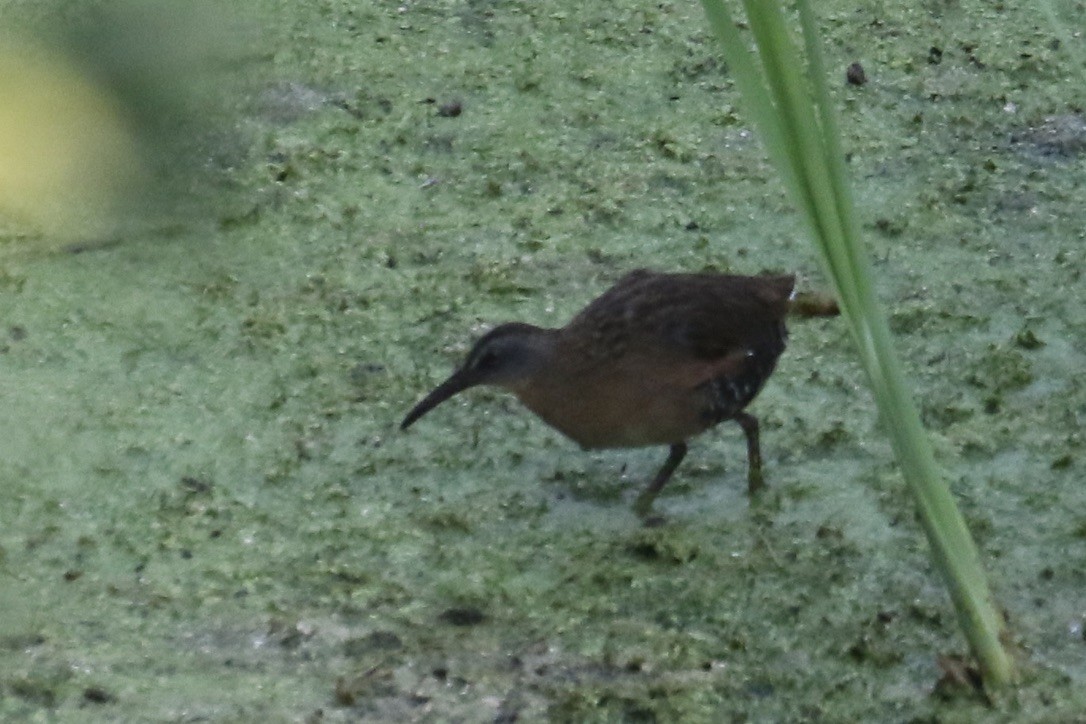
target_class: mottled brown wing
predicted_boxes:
[564,270,795,361]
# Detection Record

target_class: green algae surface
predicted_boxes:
[2,1,1085,720]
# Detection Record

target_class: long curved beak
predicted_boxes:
[401,369,478,430]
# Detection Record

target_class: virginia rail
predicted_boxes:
[402,270,837,515]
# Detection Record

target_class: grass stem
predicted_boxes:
[699,0,1016,688]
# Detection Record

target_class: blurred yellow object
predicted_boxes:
[0,38,141,242]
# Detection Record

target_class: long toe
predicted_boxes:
[747,465,765,496]
[633,489,658,519]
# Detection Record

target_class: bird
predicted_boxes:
[401,269,838,516]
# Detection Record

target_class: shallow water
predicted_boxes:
[1,0,1084,720]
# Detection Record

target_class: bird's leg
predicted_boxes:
[633,442,687,517]
[734,411,764,495]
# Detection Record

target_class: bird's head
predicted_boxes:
[401,322,556,430]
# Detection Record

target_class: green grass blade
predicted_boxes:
[698,0,801,201]
[699,0,1016,688]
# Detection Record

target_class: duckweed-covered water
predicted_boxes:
[1,1,1084,720]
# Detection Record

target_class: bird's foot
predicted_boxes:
[747,467,766,496]
[632,490,667,526]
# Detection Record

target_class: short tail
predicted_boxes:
[788,291,839,318]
